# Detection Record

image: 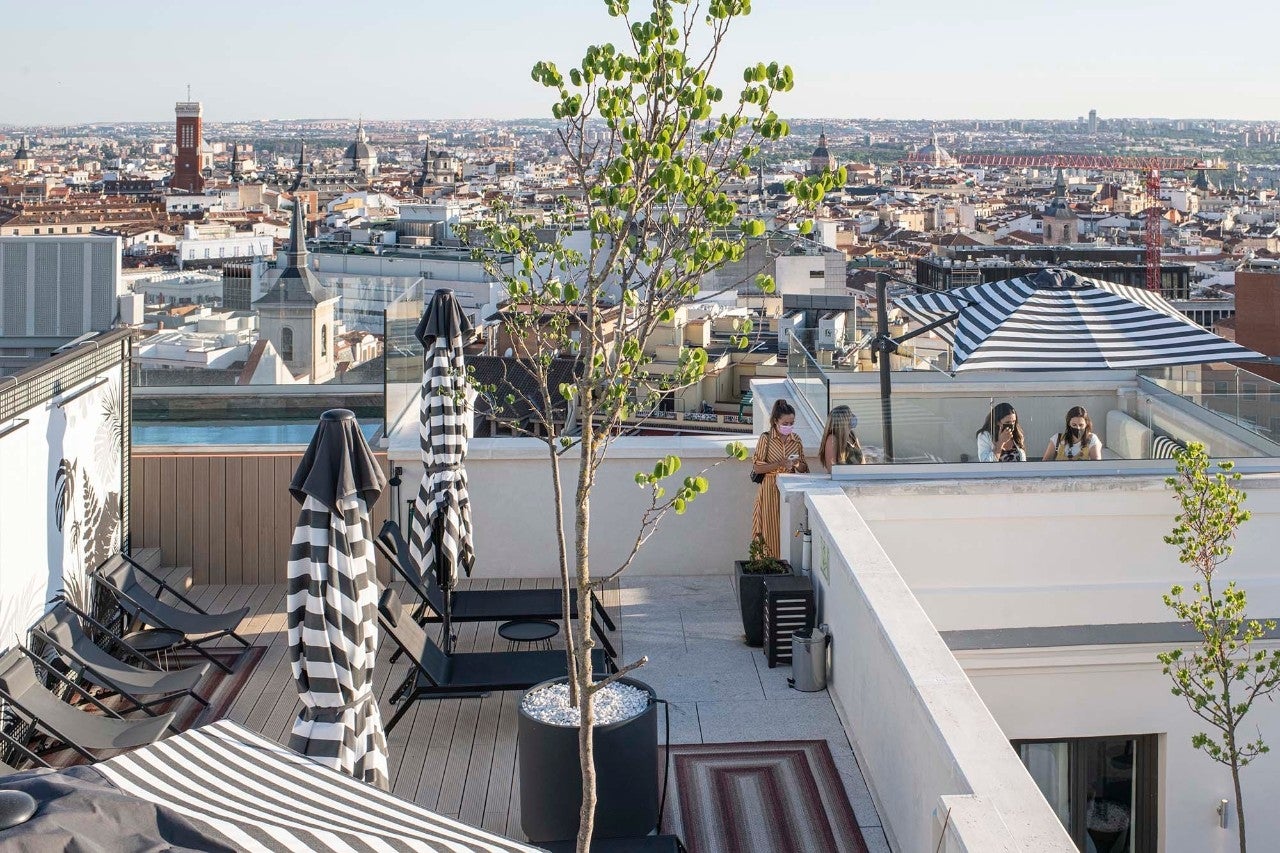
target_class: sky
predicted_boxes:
[2,0,1280,125]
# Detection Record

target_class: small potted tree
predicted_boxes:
[735,534,792,647]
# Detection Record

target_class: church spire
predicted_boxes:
[289,141,305,192]
[230,142,241,183]
[286,197,308,271]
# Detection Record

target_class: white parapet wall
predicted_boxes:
[787,484,1075,853]
[388,432,756,577]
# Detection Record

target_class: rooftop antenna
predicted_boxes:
[186,84,191,101]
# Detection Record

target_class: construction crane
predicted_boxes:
[1144,164,1162,292]
[902,152,1221,170]
[901,149,1231,294]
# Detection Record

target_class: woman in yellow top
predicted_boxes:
[752,399,809,558]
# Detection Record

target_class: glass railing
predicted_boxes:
[786,330,830,421]
[819,387,1280,466]
[1140,364,1280,446]
[383,278,427,435]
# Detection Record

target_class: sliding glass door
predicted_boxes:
[1014,735,1157,853]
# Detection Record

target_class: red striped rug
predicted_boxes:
[661,740,869,853]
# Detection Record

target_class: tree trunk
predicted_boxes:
[547,444,579,705]
[574,419,598,853]
[1232,751,1246,853]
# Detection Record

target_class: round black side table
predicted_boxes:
[498,620,559,651]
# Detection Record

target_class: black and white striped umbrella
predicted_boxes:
[896,268,1263,371]
[287,409,389,790]
[85,719,537,852]
[409,289,475,650]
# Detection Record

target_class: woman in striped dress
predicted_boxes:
[752,399,809,558]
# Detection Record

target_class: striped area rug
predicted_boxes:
[661,740,869,853]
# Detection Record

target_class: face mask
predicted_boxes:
[778,425,794,436]
[1067,427,1083,440]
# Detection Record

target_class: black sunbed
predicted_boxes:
[376,520,618,659]
[0,650,173,762]
[94,555,249,673]
[31,605,210,729]
[377,587,610,733]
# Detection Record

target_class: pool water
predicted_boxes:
[133,420,383,446]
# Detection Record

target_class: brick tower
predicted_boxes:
[172,100,205,193]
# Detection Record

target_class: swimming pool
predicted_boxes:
[133,420,383,446]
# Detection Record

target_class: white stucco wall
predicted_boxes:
[833,472,1280,852]
[388,434,756,577]
[842,473,1280,631]
[793,485,1075,853]
[961,645,1279,853]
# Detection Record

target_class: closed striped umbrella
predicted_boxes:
[896,268,1263,371]
[89,719,538,852]
[409,289,475,653]
[287,409,388,790]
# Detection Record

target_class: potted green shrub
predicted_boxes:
[735,535,792,647]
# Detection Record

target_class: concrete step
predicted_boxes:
[130,547,191,591]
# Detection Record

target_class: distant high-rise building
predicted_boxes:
[172,101,205,193]
[0,235,122,357]
[1088,109,1098,135]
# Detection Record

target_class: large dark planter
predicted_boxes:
[735,560,792,647]
[518,676,659,843]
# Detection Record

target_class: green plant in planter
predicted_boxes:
[743,534,788,574]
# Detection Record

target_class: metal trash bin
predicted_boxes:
[788,624,829,692]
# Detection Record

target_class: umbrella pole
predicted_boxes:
[876,272,896,463]
[435,514,454,654]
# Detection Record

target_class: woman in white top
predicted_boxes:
[976,402,1026,462]
[1041,405,1103,461]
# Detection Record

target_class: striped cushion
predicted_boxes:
[1152,435,1186,460]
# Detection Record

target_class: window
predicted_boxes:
[1014,735,1157,853]
[809,270,825,279]
[281,327,295,361]
[1213,381,1229,394]
[320,325,328,357]
[1242,382,1257,401]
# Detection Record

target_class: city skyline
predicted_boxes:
[2,0,1279,125]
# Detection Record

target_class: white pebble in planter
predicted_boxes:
[522,681,650,727]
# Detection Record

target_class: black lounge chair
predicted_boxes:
[377,587,611,733]
[0,650,174,762]
[376,520,619,659]
[95,555,249,673]
[0,728,50,775]
[31,606,210,732]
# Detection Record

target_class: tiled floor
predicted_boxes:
[185,570,888,850]
[618,575,890,853]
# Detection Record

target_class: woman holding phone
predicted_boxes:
[976,402,1026,462]
[752,399,809,557]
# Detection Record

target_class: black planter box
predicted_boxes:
[735,560,792,647]
[518,677,659,843]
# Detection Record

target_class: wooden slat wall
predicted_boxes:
[131,452,392,585]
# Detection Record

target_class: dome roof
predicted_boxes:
[13,135,32,160]
[811,131,831,159]
[345,140,374,160]
[344,121,375,162]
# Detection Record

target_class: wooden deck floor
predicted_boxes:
[185,574,591,841]
[173,567,888,850]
